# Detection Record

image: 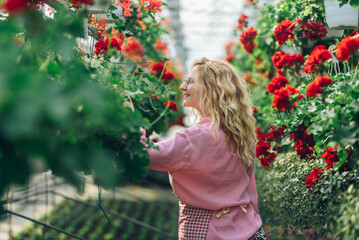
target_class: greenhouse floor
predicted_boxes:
[0,172,177,240]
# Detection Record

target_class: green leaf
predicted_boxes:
[334,149,348,169]
[350,0,359,7]
[303,6,312,16]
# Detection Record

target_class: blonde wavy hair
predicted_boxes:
[191,58,257,166]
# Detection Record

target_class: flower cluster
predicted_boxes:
[152,62,174,82]
[118,0,133,17]
[240,27,257,54]
[256,125,287,168]
[71,0,93,9]
[274,20,296,45]
[124,37,144,61]
[138,0,162,13]
[336,36,359,61]
[306,76,333,98]
[154,39,168,53]
[290,124,315,160]
[94,35,125,55]
[236,14,248,29]
[251,106,258,117]
[322,145,339,170]
[267,76,289,94]
[2,0,51,14]
[272,85,302,111]
[88,15,108,38]
[164,101,178,112]
[305,167,324,189]
[305,145,353,189]
[299,20,327,41]
[271,50,304,73]
[303,45,332,74]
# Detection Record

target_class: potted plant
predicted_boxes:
[324,0,358,29]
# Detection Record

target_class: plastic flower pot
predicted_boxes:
[86,0,111,14]
[279,44,302,55]
[324,0,358,30]
[323,25,344,40]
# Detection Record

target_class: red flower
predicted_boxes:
[3,0,27,13]
[305,167,324,188]
[322,145,339,170]
[267,76,289,94]
[251,106,258,117]
[225,54,235,62]
[164,101,178,112]
[236,14,248,29]
[265,125,287,141]
[3,0,47,14]
[274,20,295,45]
[162,71,174,81]
[272,85,301,111]
[154,39,168,53]
[240,27,257,53]
[243,42,257,54]
[152,63,165,74]
[256,140,271,157]
[290,123,315,159]
[303,45,332,74]
[306,76,333,98]
[299,20,327,41]
[151,94,158,100]
[336,36,359,61]
[119,0,133,17]
[139,0,162,13]
[271,50,288,69]
[259,152,276,169]
[94,36,124,55]
[125,37,143,58]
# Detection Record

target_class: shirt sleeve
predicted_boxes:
[146,130,192,172]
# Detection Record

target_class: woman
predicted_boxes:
[142,58,265,240]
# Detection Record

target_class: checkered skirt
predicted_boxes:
[178,201,213,240]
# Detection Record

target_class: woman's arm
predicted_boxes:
[141,129,192,172]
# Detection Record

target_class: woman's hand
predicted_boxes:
[123,92,134,111]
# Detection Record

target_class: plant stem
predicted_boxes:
[149,104,169,127]
[119,37,128,63]
[158,61,167,81]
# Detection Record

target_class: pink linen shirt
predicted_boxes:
[146,117,263,240]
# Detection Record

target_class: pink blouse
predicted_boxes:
[146,117,262,240]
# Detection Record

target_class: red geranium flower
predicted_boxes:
[236,14,248,29]
[3,0,47,14]
[306,76,333,98]
[336,36,359,61]
[162,71,174,81]
[94,36,123,55]
[272,85,301,111]
[305,167,324,188]
[267,76,289,94]
[274,19,296,45]
[139,0,162,13]
[240,27,257,54]
[119,0,133,17]
[251,106,258,117]
[225,54,235,62]
[290,123,315,160]
[303,45,332,74]
[164,101,178,112]
[154,39,168,53]
[152,63,165,74]
[322,145,339,170]
[299,20,327,41]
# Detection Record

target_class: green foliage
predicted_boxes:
[0,0,181,205]
[235,0,359,238]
